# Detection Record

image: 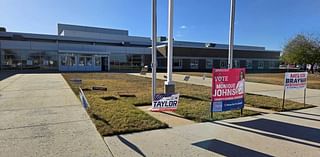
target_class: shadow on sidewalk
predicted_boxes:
[0,72,17,81]
[192,139,272,157]
[292,111,320,117]
[232,118,320,144]
[210,121,320,148]
[0,71,59,81]
[274,112,320,122]
[117,135,146,157]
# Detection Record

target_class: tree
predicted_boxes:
[282,34,320,73]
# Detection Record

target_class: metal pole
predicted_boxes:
[165,0,175,93]
[304,87,306,107]
[151,0,157,101]
[228,0,236,69]
[282,87,286,111]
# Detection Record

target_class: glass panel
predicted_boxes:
[206,59,212,69]
[79,56,86,66]
[95,56,101,66]
[60,55,76,66]
[60,56,67,66]
[220,60,228,68]
[21,51,41,70]
[233,60,240,68]
[190,59,199,69]
[41,51,58,70]
[1,49,59,71]
[246,60,253,69]
[173,59,182,69]
[86,56,93,66]
[1,49,21,70]
[132,54,142,66]
[258,61,264,69]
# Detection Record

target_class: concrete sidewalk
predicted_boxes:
[130,73,320,106]
[137,106,195,127]
[0,74,112,157]
[105,107,320,157]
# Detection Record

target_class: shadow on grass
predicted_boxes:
[180,94,208,101]
[101,96,119,101]
[91,113,112,126]
[192,139,272,157]
[160,111,188,119]
[133,102,152,106]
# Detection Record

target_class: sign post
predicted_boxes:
[304,87,307,107]
[211,68,245,114]
[282,86,286,111]
[283,72,308,110]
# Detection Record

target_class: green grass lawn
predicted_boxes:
[63,73,313,136]
[176,72,320,89]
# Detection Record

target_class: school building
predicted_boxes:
[0,24,280,72]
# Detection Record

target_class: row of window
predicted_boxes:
[1,49,58,70]
[59,55,102,67]
[160,58,279,69]
[109,53,148,71]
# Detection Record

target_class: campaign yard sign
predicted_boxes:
[211,68,245,112]
[284,72,308,90]
[151,93,179,112]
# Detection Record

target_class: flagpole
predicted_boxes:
[151,0,157,100]
[228,0,236,69]
[165,0,175,94]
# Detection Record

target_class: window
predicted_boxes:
[79,56,86,66]
[1,49,22,70]
[233,60,240,68]
[246,60,252,69]
[220,60,228,68]
[258,61,264,69]
[86,56,93,66]
[190,59,199,69]
[206,59,212,69]
[132,55,142,66]
[270,61,279,69]
[173,59,182,69]
[41,51,58,69]
[60,56,67,66]
[95,56,101,66]
[60,55,75,66]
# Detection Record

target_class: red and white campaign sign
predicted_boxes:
[284,72,308,90]
[212,68,245,112]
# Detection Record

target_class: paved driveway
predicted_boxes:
[0,74,112,157]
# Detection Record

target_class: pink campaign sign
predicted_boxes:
[211,68,245,112]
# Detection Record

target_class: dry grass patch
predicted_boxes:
[63,73,314,136]
[63,73,168,136]
[245,93,314,111]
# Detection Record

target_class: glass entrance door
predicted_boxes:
[101,56,109,72]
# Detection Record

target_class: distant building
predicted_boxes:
[0,24,280,72]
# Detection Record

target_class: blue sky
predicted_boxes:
[0,0,319,50]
